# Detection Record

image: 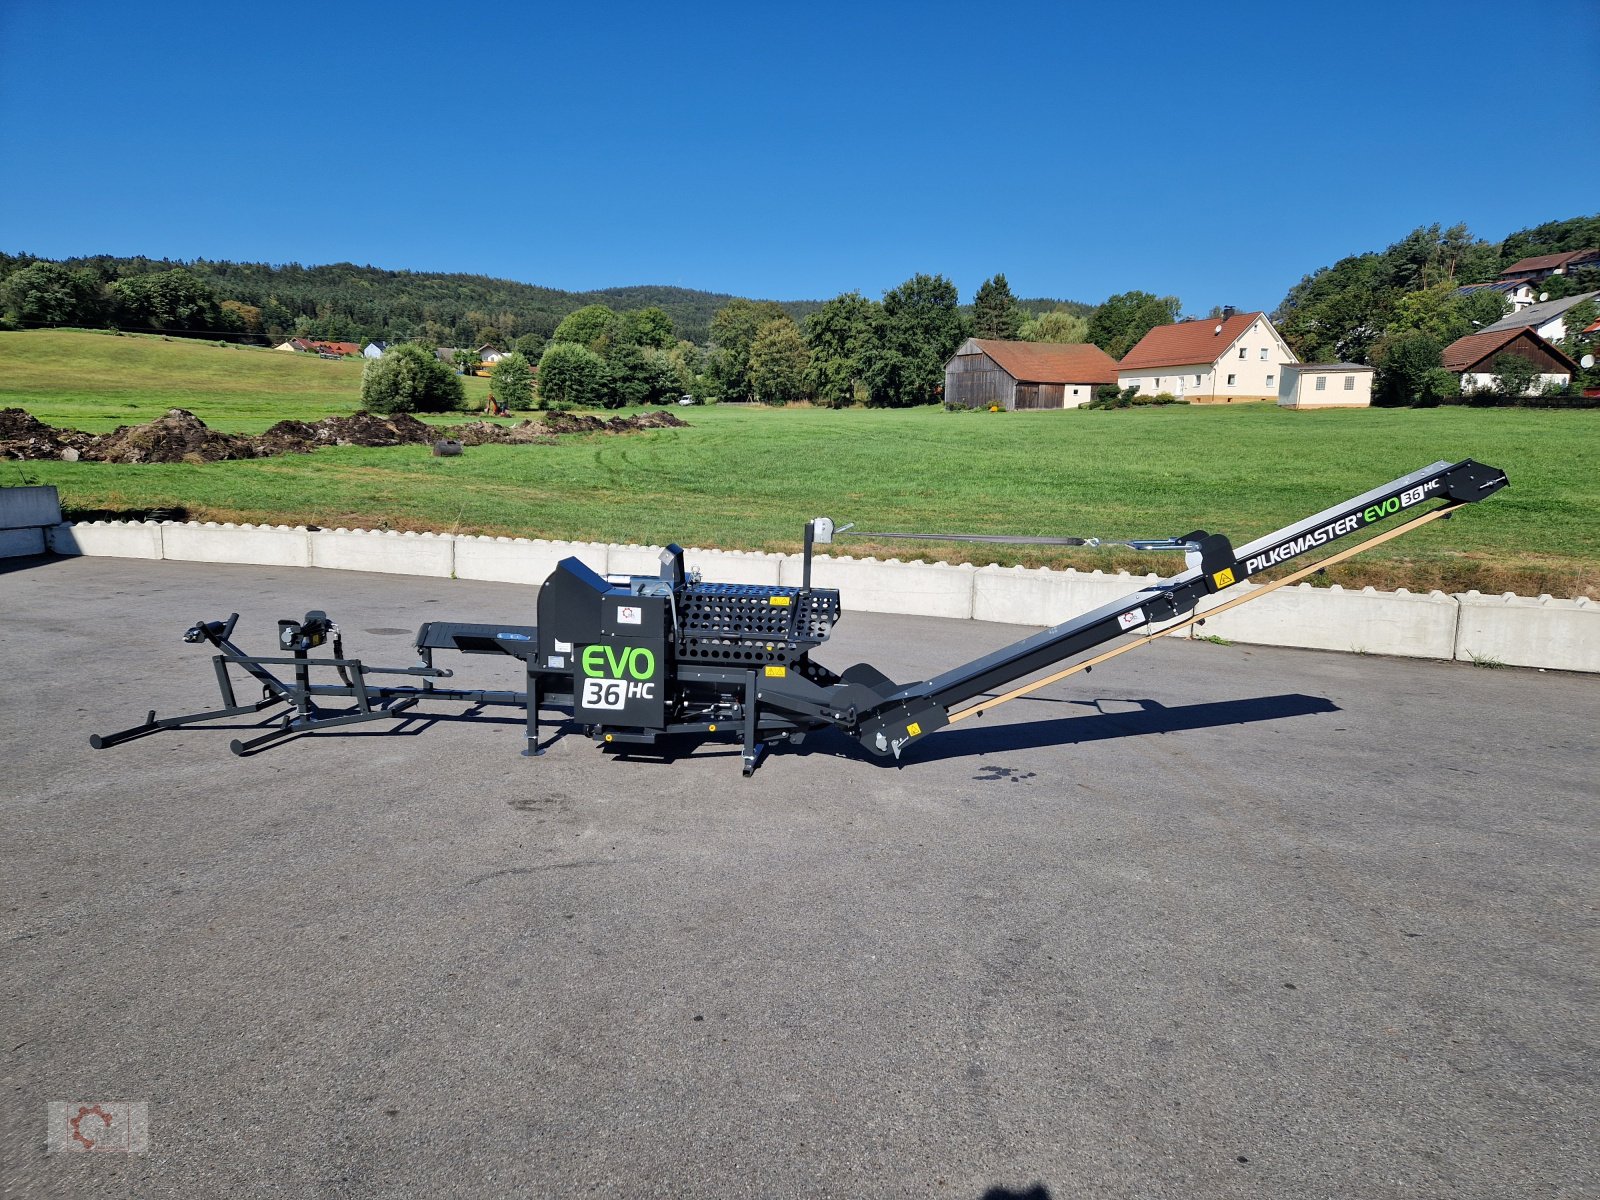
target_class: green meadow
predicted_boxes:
[4,330,1596,596]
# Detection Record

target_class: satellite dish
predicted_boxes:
[1583,354,1596,369]
[1539,292,1550,302]
[1214,324,1223,335]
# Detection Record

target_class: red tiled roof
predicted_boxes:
[961,338,1120,384]
[1441,327,1577,373]
[1499,249,1599,277]
[1118,312,1267,370]
[309,341,361,356]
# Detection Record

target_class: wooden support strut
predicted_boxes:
[946,501,1465,725]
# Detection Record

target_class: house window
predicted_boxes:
[1259,348,1268,361]
[1194,374,1201,385]
[1155,377,1161,388]
[1226,373,1237,386]
[1315,376,1327,391]
[1265,374,1275,389]
[1344,375,1356,391]
[1238,347,1247,359]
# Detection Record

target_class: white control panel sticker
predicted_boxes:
[618,605,642,625]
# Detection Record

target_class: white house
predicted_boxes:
[1116,311,1297,404]
[362,341,389,359]
[1452,278,1538,312]
[1278,363,1374,408]
[1475,291,1598,344]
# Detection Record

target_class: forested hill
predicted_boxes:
[0,252,822,347]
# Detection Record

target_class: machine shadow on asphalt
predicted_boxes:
[900,692,1340,764]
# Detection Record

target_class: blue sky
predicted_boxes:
[1,0,1595,314]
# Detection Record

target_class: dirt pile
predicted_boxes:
[536,411,609,434]
[0,407,690,462]
[0,408,97,461]
[605,411,689,433]
[256,411,437,453]
[92,409,257,464]
[445,420,555,447]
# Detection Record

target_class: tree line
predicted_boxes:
[0,253,815,349]
[5,211,1595,408]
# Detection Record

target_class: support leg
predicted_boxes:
[741,673,765,777]
[521,666,544,758]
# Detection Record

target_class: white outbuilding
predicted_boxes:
[1277,363,1374,408]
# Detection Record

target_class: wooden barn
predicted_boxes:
[944,338,1120,410]
[1441,327,1578,394]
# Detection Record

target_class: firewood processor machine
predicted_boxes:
[90,459,1507,774]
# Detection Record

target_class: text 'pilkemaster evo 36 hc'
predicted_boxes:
[92,459,1507,774]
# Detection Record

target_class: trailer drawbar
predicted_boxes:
[91,459,1507,774]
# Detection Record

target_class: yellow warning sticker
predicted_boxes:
[1212,568,1236,588]
[907,722,922,737]
[768,595,792,607]
[764,665,787,677]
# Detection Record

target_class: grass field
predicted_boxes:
[0,329,492,429]
[4,330,1597,596]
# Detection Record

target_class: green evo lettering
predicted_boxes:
[580,644,656,679]
[1362,496,1402,523]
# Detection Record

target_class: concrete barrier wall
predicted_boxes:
[456,536,608,586]
[781,555,977,619]
[309,529,455,578]
[0,485,62,531]
[687,549,785,586]
[0,527,46,557]
[0,486,63,558]
[48,520,165,559]
[163,522,311,568]
[1454,592,1599,673]
[972,566,1191,635]
[1193,583,1461,660]
[37,519,1600,672]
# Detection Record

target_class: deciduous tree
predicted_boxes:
[111,268,222,333]
[1490,352,1539,398]
[361,343,466,413]
[1371,331,1445,406]
[0,261,100,326]
[1086,291,1181,358]
[1019,310,1089,344]
[858,274,965,407]
[709,298,788,402]
[537,342,606,409]
[749,317,810,405]
[804,291,876,406]
[490,351,534,409]
[552,304,620,349]
[623,306,675,349]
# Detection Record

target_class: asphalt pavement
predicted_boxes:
[2,555,1595,1199]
